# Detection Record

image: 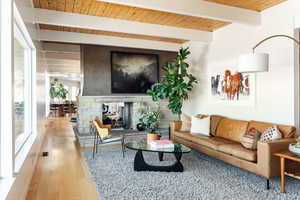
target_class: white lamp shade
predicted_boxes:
[238,53,269,73]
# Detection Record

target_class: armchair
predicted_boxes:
[91,120,122,159]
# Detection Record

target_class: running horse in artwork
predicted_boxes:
[230,72,242,100]
[223,70,242,100]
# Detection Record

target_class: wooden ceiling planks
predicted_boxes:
[34,0,286,43]
[204,0,287,12]
[34,0,230,32]
[39,24,188,44]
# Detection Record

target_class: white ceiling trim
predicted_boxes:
[33,8,212,43]
[98,0,261,25]
[37,30,182,52]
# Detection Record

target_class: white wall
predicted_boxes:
[183,0,300,126]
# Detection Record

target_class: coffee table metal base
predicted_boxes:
[134,150,184,172]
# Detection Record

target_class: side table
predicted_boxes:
[274,151,300,193]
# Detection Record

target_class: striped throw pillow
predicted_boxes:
[240,128,261,150]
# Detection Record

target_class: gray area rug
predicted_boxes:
[82,145,300,200]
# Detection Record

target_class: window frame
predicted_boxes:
[0,2,37,199]
[13,22,33,155]
[12,3,37,173]
[0,0,14,199]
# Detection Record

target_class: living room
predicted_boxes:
[1,0,300,200]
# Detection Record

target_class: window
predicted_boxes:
[13,22,33,154]
[71,86,79,101]
[14,38,26,140]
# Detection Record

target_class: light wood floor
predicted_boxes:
[26,118,100,200]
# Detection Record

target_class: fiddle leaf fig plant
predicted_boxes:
[147,47,198,119]
[50,79,68,102]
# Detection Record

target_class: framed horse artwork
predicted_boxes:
[210,69,255,106]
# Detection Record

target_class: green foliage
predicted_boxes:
[147,47,198,117]
[139,106,160,134]
[49,79,68,101]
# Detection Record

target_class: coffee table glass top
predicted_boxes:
[125,140,191,153]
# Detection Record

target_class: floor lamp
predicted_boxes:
[238,35,300,73]
[238,35,300,190]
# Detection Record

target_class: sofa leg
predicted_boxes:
[266,179,270,190]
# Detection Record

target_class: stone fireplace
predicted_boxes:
[102,102,134,130]
[75,45,178,147]
[75,95,176,147]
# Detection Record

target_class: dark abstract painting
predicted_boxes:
[111,51,159,93]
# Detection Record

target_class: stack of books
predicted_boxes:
[150,140,174,149]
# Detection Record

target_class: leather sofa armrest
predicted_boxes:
[257,138,296,178]
[170,121,182,140]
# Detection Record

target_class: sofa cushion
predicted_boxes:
[247,121,295,138]
[192,137,236,150]
[174,131,208,142]
[218,143,257,162]
[210,115,225,136]
[175,131,235,150]
[215,118,249,142]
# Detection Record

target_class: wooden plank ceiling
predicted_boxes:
[34,0,287,43]
[33,0,230,32]
[39,24,188,44]
[204,0,287,12]
[33,0,230,43]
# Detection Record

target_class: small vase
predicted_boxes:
[136,123,145,131]
[147,133,160,143]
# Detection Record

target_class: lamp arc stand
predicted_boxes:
[252,34,300,52]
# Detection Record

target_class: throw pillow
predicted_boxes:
[240,128,261,150]
[190,116,210,136]
[260,125,282,142]
[180,114,191,132]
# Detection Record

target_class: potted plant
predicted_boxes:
[49,79,69,103]
[289,136,300,156]
[139,106,160,143]
[147,47,198,120]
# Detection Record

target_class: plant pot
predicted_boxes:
[147,133,160,143]
[289,143,300,156]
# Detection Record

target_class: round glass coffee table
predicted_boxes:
[125,140,191,172]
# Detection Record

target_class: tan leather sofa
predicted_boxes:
[170,116,296,184]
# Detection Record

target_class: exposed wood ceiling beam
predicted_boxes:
[39,24,188,44]
[42,42,81,53]
[204,0,287,12]
[34,8,212,43]
[98,0,261,25]
[37,30,182,52]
